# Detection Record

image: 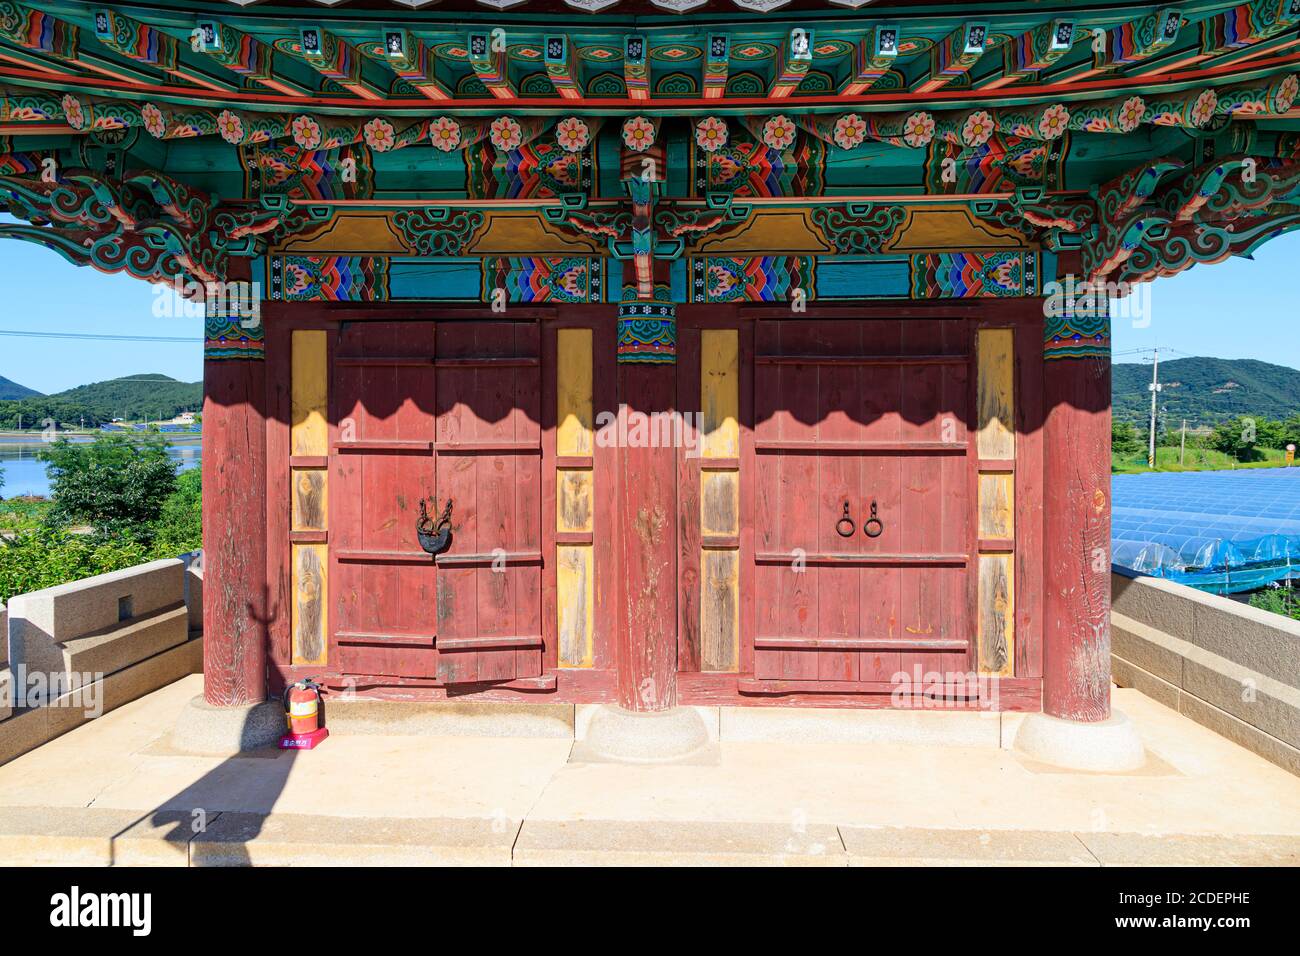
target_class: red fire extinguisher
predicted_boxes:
[283,678,323,736]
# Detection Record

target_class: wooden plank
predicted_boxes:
[557,468,594,534]
[557,544,594,668]
[978,472,1014,539]
[557,328,594,457]
[291,467,328,532]
[755,440,965,453]
[977,552,1014,677]
[701,330,739,458]
[755,552,967,565]
[976,327,1015,460]
[700,547,738,672]
[291,542,328,666]
[291,330,329,458]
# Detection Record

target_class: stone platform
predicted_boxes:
[0,675,1296,866]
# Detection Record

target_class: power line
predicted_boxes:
[0,329,201,343]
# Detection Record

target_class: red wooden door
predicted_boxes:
[330,319,542,684]
[751,317,974,689]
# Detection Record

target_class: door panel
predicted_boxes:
[751,317,974,686]
[329,320,542,683]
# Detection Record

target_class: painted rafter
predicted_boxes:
[192,18,308,97]
[976,18,1076,90]
[703,33,728,100]
[363,26,451,101]
[913,21,990,93]
[1126,0,1300,77]
[623,34,648,102]
[544,34,581,100]
[1050,6,1184,86]
[467,30,514,100]
[769,27,814,99]
[0,3,152,84]
[839,26,900,96]
[89,7,238,92]
[291,24,383,100]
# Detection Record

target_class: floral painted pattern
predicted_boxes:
[832,114,867,150]
[217,110,245,144]
[429,116,462,152]
[762,114,797,151]
[141,103,166,138]
[490,115,522,151]
[695,116,728,153]
[555,116,590,153]
[1118,96,1146,132]
[622,115,656,152]
[363,117,397,151]
[1191,88,1218,126]
[291,114,322,150]
[61,94,84,130]
[1037,104,1069,140]
[961,110,995,148]
[902,111,935,148]
[1276,74,1299,114]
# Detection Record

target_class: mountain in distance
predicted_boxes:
[0,374,41,400]
[1113,357,1300,428]
[45,373,202,421]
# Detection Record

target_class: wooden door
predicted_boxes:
[751,317,974,689]
[329,319,542,684]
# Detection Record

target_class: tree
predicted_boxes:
[1207,416,1270,462]
[150,468,202,557]
[40,434,178,536]
[1111,420,1143,457]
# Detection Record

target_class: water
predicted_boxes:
[0,437,201,498]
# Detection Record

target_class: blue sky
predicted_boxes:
[0,216,1298,394]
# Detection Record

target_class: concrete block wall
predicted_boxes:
[1111,567,1300,776]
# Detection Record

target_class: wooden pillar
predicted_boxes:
[201,273,268,707]
[1042,300,1112,722]
[615,296,678,712]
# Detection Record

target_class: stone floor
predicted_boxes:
[0,675,1297,866]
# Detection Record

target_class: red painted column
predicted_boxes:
[201,280,269,707]
[1042,306,1112,722]
[615,362,678,712]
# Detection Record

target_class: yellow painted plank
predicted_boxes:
[291,330,329,458]
[976,328,1015,461]
[700,470,739,536]
[700,548,740,672]
[701,329,739,458]
[557,328,593,457]
[292,467,328,532]
[977,552,1014,676]
[978,472,1014,539]
[557,544,594,668]
[292,542,328,666]
[557,468,594,534]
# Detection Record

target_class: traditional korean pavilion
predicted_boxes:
[3,0,1299,760]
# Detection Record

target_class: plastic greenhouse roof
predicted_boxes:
[1111,467,1300,594]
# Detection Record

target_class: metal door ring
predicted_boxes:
[836,501,855,538]
[863,501,884,538]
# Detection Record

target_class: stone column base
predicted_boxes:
[572,705,711,764]
[1014,710,1146,772]
[170,695,285,755]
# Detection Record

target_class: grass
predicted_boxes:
[1112,445,1292,474]
[0,498,52,534]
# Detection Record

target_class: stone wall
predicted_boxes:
[1111,567,1300,776]
[1,558,203,765]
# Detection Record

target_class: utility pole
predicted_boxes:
[1180,419,1187,467]
[1147,347,1162,469]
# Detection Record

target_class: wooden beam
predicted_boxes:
[193,18,309,96]
[839,26,900,95]
[975,18,1076,90]
[769,27,813,99]
[703,33,729,99]
[1049,6,1183,85]
[1126,0,1300,76]
[89,7,238,91]
[468,30,515,100]
[365,26,451,101]
[294,23,384,100]
[913,21,990,93]
[624,33,649,101]
[544,34,581,100]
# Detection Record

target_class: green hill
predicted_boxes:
[0,374,201,429]
[0,375,41,400]
[1113,357,1300,428]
